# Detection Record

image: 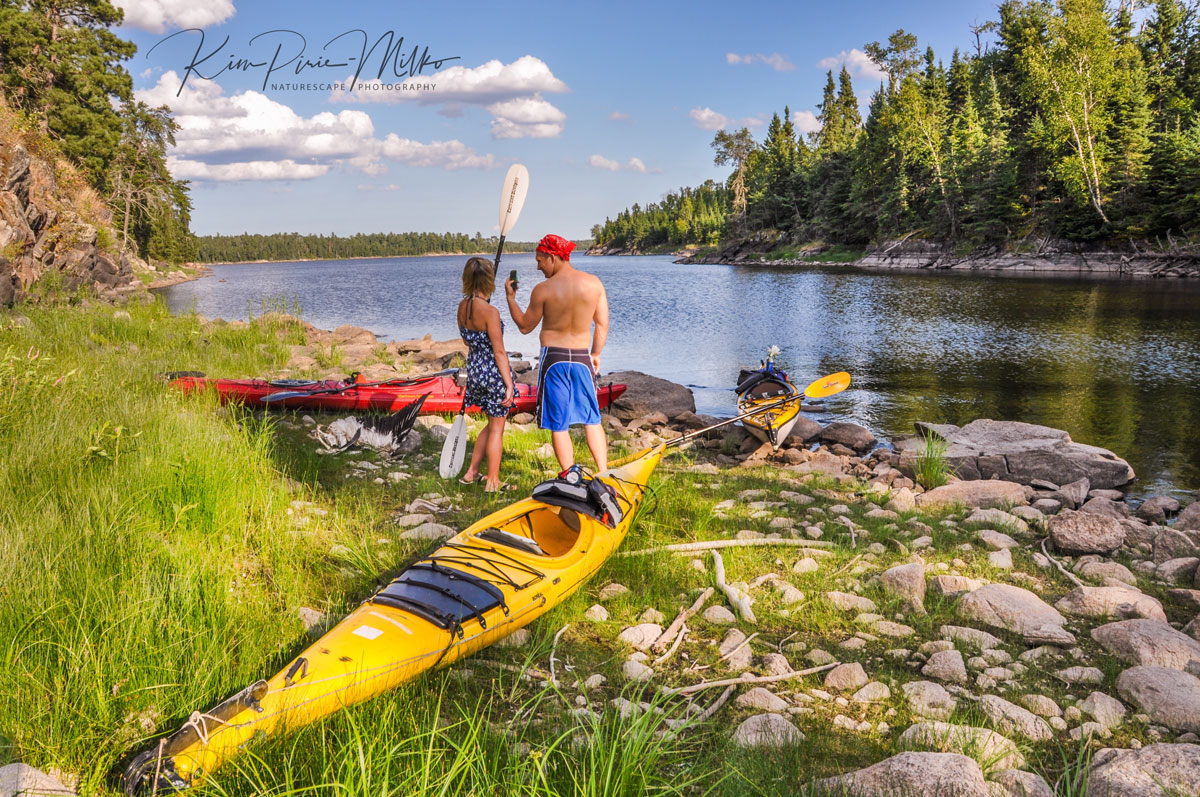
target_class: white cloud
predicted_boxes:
[486,96,566,139]
[817,49,888,82]
[587,154,660,174]
[608,111,631,122]
[357,184,402,191]
[168,157,328,182]
[330,56,568,140]
[688,107,763,131]
[114,0,234,32]
[138,71,495,181]
[726,52,796,72]
[792,110,820,135]
[588,154,620,171]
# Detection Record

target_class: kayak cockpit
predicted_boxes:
[473,505,583,558]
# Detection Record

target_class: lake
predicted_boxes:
[159,254,1200,498]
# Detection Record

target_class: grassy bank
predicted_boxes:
[0,301,1177,795]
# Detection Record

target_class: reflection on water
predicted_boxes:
[160,254,1200,497]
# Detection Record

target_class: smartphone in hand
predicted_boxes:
[509,269,518,290]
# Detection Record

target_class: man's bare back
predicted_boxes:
[535,267,605,349]
[506,249,609,368]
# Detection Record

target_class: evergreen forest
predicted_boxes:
[593,0,1200,253]
[192,232,539,264]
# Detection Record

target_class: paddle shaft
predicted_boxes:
[262,368,459,403]
[608,391,805,469]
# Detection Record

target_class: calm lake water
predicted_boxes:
[160,254,1200,498]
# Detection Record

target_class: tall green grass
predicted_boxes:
[913,434,954,490]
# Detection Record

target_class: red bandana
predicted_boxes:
[536,234,575,260]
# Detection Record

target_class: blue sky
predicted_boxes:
[116,0,1001,239]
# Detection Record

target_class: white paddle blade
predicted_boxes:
[498,164,529,236]
[438,415,469,479]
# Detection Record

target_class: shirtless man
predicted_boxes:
[505,234,609,472]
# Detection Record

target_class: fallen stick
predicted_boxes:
[689,684,736,724]
[713,550,756,623]
[651,587,714,653]
[474,659,550,682]
[653,623,687,666]
[618,539,834,558]
[777,631,798,652]
[717,632,759,664]
[660,662,840,696]
[1040,538,1084,587]
[549,622,570,687]
[835,554,863,575]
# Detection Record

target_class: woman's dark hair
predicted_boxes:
[461,257,495,297]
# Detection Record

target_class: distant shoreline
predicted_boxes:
[186,250,537,267]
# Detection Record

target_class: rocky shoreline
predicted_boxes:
[125,315,1200,795]
[675,237,1200,278]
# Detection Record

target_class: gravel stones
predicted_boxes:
[584,604,609,622]
[812,752,991,797]
[940,625,1003,650]
[880,562,926,613]
[957,583,1066,637]
[1085,743,1200,797]
[922,649,968,685]
[903,680,958,720]
[1092,619,1200,670]
[1054,666,1104,685]
[1116,667,1200,733]
[735,687,789,711]
[928,575,982,599]
[616,623,663,651]
[990,769,1054,797]
[703,605,737,625]
[399,522,457,540]
[1079,691,1126,731]
[915,480,1028,510]
[852,681,892,703]
[1054,586,1167,622]
[719,628,753,672]
[825,662,869,691]
[978,694,1055,742]
[598,583,629,600]
[968,508,1030,535]
[622,659,653,682]
[898,721,1025,770]
[1176,500,1200,531]
[1048,509,1126,555]
[820,421,877,452]
[826,591,878,612]
[0,764,74,796]
[731,713,805,747]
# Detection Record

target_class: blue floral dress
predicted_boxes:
[460,317,508,418]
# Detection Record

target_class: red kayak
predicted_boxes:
[168,373,627,415]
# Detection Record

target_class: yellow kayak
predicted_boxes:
[123,445,664,794]
[736,367,802,449]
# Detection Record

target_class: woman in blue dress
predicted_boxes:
[457,257,515,491]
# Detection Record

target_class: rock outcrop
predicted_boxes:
[603,370,696,421]
[898,420,1135,489]
[1,139,147,306]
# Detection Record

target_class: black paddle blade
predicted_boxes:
[359,394,427,440]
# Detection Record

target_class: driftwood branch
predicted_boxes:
[713,550,756,624]
[618,539,834,558]
[549,623,571,686]
[475,659,551,682]
[651,587,714,653]
[653,623,687,666]
[690,684,736,724]
[660,662,840,696]
[717,632,759,664]
[1041,538,1084,587]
